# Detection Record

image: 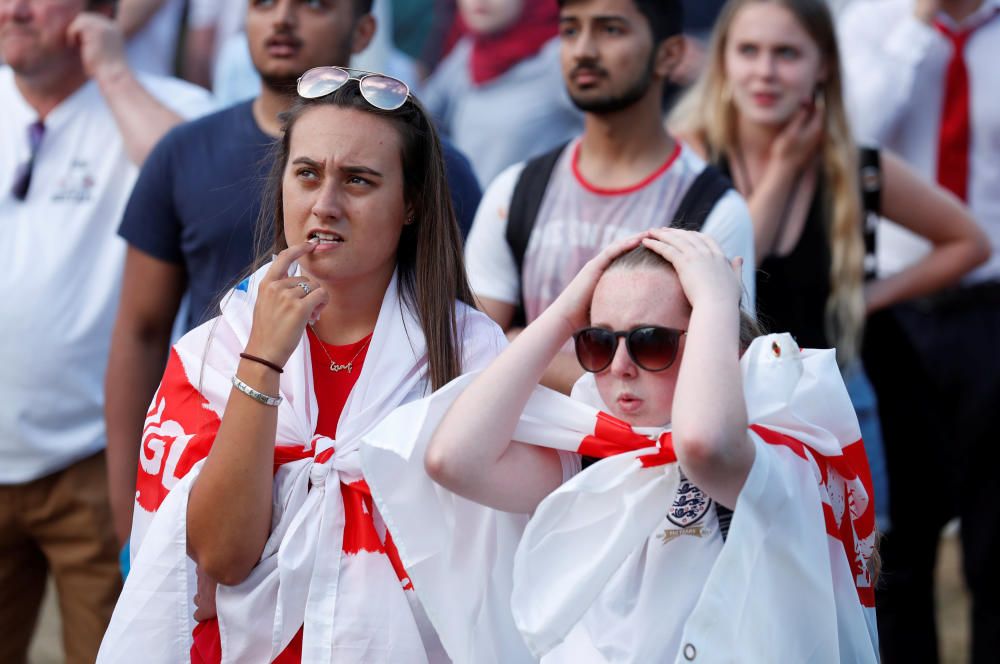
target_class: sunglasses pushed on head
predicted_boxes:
[297,66,410,111]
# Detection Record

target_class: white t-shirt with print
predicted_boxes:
[0,67,212,483]
[465,139,756,320]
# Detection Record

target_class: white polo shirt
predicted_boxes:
[0,67,212,483]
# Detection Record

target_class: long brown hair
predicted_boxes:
[669,0,864,368]
[251,81,475,389]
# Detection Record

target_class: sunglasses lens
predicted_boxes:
[628,327,680,371]
[359,75,409,110]
[298,67,350,99]
[574,328,616,373]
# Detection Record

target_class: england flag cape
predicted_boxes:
[97,262,512,664]
[361,333,880,663]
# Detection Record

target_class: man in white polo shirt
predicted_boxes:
[839,1,1000,662]
[0,0,210,659]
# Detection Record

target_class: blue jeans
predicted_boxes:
[843,363,890,531]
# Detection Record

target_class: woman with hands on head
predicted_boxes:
[99,71,505,664]
[668,0,989,527]
[427,228,753,514]
[426,229,879,662]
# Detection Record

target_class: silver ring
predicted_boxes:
[296,281,311,295]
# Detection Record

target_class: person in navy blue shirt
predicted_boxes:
[104,0,481,553]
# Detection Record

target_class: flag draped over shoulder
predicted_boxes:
[362,333,879,664]
[97,262,507,664]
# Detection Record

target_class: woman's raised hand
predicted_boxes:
[546,232,648,336]
[770,97,824,171]
[643,229,743,310]
[243,243,331,368]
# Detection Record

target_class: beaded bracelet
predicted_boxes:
[231,375,282,407]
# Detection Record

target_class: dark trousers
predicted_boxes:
[863,287,1000,664]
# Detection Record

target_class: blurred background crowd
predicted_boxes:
[1,0,997,662]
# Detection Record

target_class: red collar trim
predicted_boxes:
[571,141,682,196]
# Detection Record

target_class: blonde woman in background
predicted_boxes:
[669,0,987,527]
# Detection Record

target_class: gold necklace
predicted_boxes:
[309,327,371,374]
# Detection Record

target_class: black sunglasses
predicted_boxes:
[573,326,687,373]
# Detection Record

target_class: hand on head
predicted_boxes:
[545,231,650,336]
[243,242,330,369]
[642,228,744,311]
[66,12,127,81]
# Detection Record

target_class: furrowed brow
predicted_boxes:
[341,165,384,178]
[291,156,323,169]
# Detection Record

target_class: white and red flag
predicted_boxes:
[97,263,510,664]
[98,253,878,664]
[362,333,880,663]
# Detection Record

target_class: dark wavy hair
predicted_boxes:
[353,0,373,16]
[252,80,474,389]
[557,0,684,44]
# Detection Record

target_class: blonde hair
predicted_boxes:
[669,0,865,368]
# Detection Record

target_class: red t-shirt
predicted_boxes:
[191,330,371,664]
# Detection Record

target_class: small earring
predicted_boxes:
[405,214,415,225]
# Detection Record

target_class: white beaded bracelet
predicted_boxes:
[231,375,282,407]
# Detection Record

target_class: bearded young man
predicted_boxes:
[463,0,755,394]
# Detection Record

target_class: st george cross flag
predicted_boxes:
[362,333,879,663]
[97,262,509,664]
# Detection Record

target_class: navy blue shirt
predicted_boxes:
[119,100,482,329]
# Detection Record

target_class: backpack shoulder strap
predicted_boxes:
[506,143,570,277]
[504,142,569,327]
[672,164,733,231]
[858,146,882,215]
[858,146,882,280]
